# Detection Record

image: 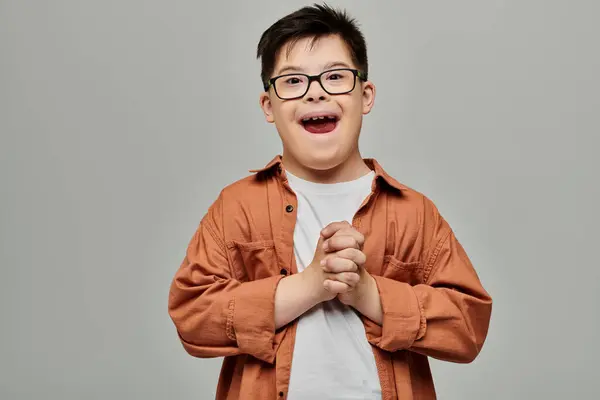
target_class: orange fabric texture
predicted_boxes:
[168,155,492,399]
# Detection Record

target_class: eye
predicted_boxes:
[328,73,343,80]
[283,76,304,85]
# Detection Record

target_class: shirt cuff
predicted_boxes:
[362,275,426,352]
[230,275,285,363]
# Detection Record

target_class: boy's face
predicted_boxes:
[259,34,375,173]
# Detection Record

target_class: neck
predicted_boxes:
[282,151,371,184]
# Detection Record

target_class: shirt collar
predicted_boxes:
[249,155,408,192]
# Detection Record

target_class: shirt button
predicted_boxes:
[280,269,288,276]
[285,205,294,213]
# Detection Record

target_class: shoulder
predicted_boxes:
[218,172,272,203]
[379,173,447,236]
[203,153,282,215]
[202,171,276,243]
[203,171,273,221]
[366,158,434,216]
[381,174,432,214]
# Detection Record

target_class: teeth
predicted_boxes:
[302,115,337,122]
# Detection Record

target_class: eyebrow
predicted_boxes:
[275,61,352,76]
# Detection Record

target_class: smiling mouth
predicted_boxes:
[300,115,339,134]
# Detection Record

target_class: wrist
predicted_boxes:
[301,264,330,304]
[349,271,376,308]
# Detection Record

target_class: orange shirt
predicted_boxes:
[168,155,492,399]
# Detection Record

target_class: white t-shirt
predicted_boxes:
[285,170,382,400]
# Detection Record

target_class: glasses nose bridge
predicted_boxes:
[304,73,327,98]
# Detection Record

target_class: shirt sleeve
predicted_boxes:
[168,193,284,364]
[362,196,493,363]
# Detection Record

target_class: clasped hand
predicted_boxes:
[312,221,373,306]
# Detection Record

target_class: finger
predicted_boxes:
[320,221,352,239]
[333,248,366,267]
[323,235,360,252]
[321,256,358,273]
[323,279,352,294]
[314,234,326,258]
[330,228,365,248]
[329,272,360,287]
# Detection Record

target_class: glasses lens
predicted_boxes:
[274,74,308,99]
[273,69,357,99]
[321,69,355,94]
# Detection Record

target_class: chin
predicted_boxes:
[295,150,349,171]
[281,124,359,172]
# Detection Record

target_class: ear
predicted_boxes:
[259,91,275,123]
[361,80,376,115]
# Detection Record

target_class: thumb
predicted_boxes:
[315,234,326,257]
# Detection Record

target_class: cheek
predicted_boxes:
[341,95,364,116]
[272,103,297,125]
[272,109,300,141]
[341,99,364,125]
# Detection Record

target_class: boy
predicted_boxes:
[168,4,492,399]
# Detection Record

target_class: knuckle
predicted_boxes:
[337,228,350,237]
[329,260,341,272]
[342,257,353,268]
[357,250,366,263]
[340,259,352,271]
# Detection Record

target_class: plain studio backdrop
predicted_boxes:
[1,1,598,399]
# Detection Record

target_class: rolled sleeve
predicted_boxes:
[230,275,285,363]
[168,193,285,364]
[363,276,426,352]
[361,195,491,363]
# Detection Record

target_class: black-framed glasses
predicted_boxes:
[264,68,368,100]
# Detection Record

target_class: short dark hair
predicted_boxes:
[256,3,368,89]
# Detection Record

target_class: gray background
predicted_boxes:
[1,0,598,399]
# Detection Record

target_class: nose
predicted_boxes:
[303,79,329,102]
